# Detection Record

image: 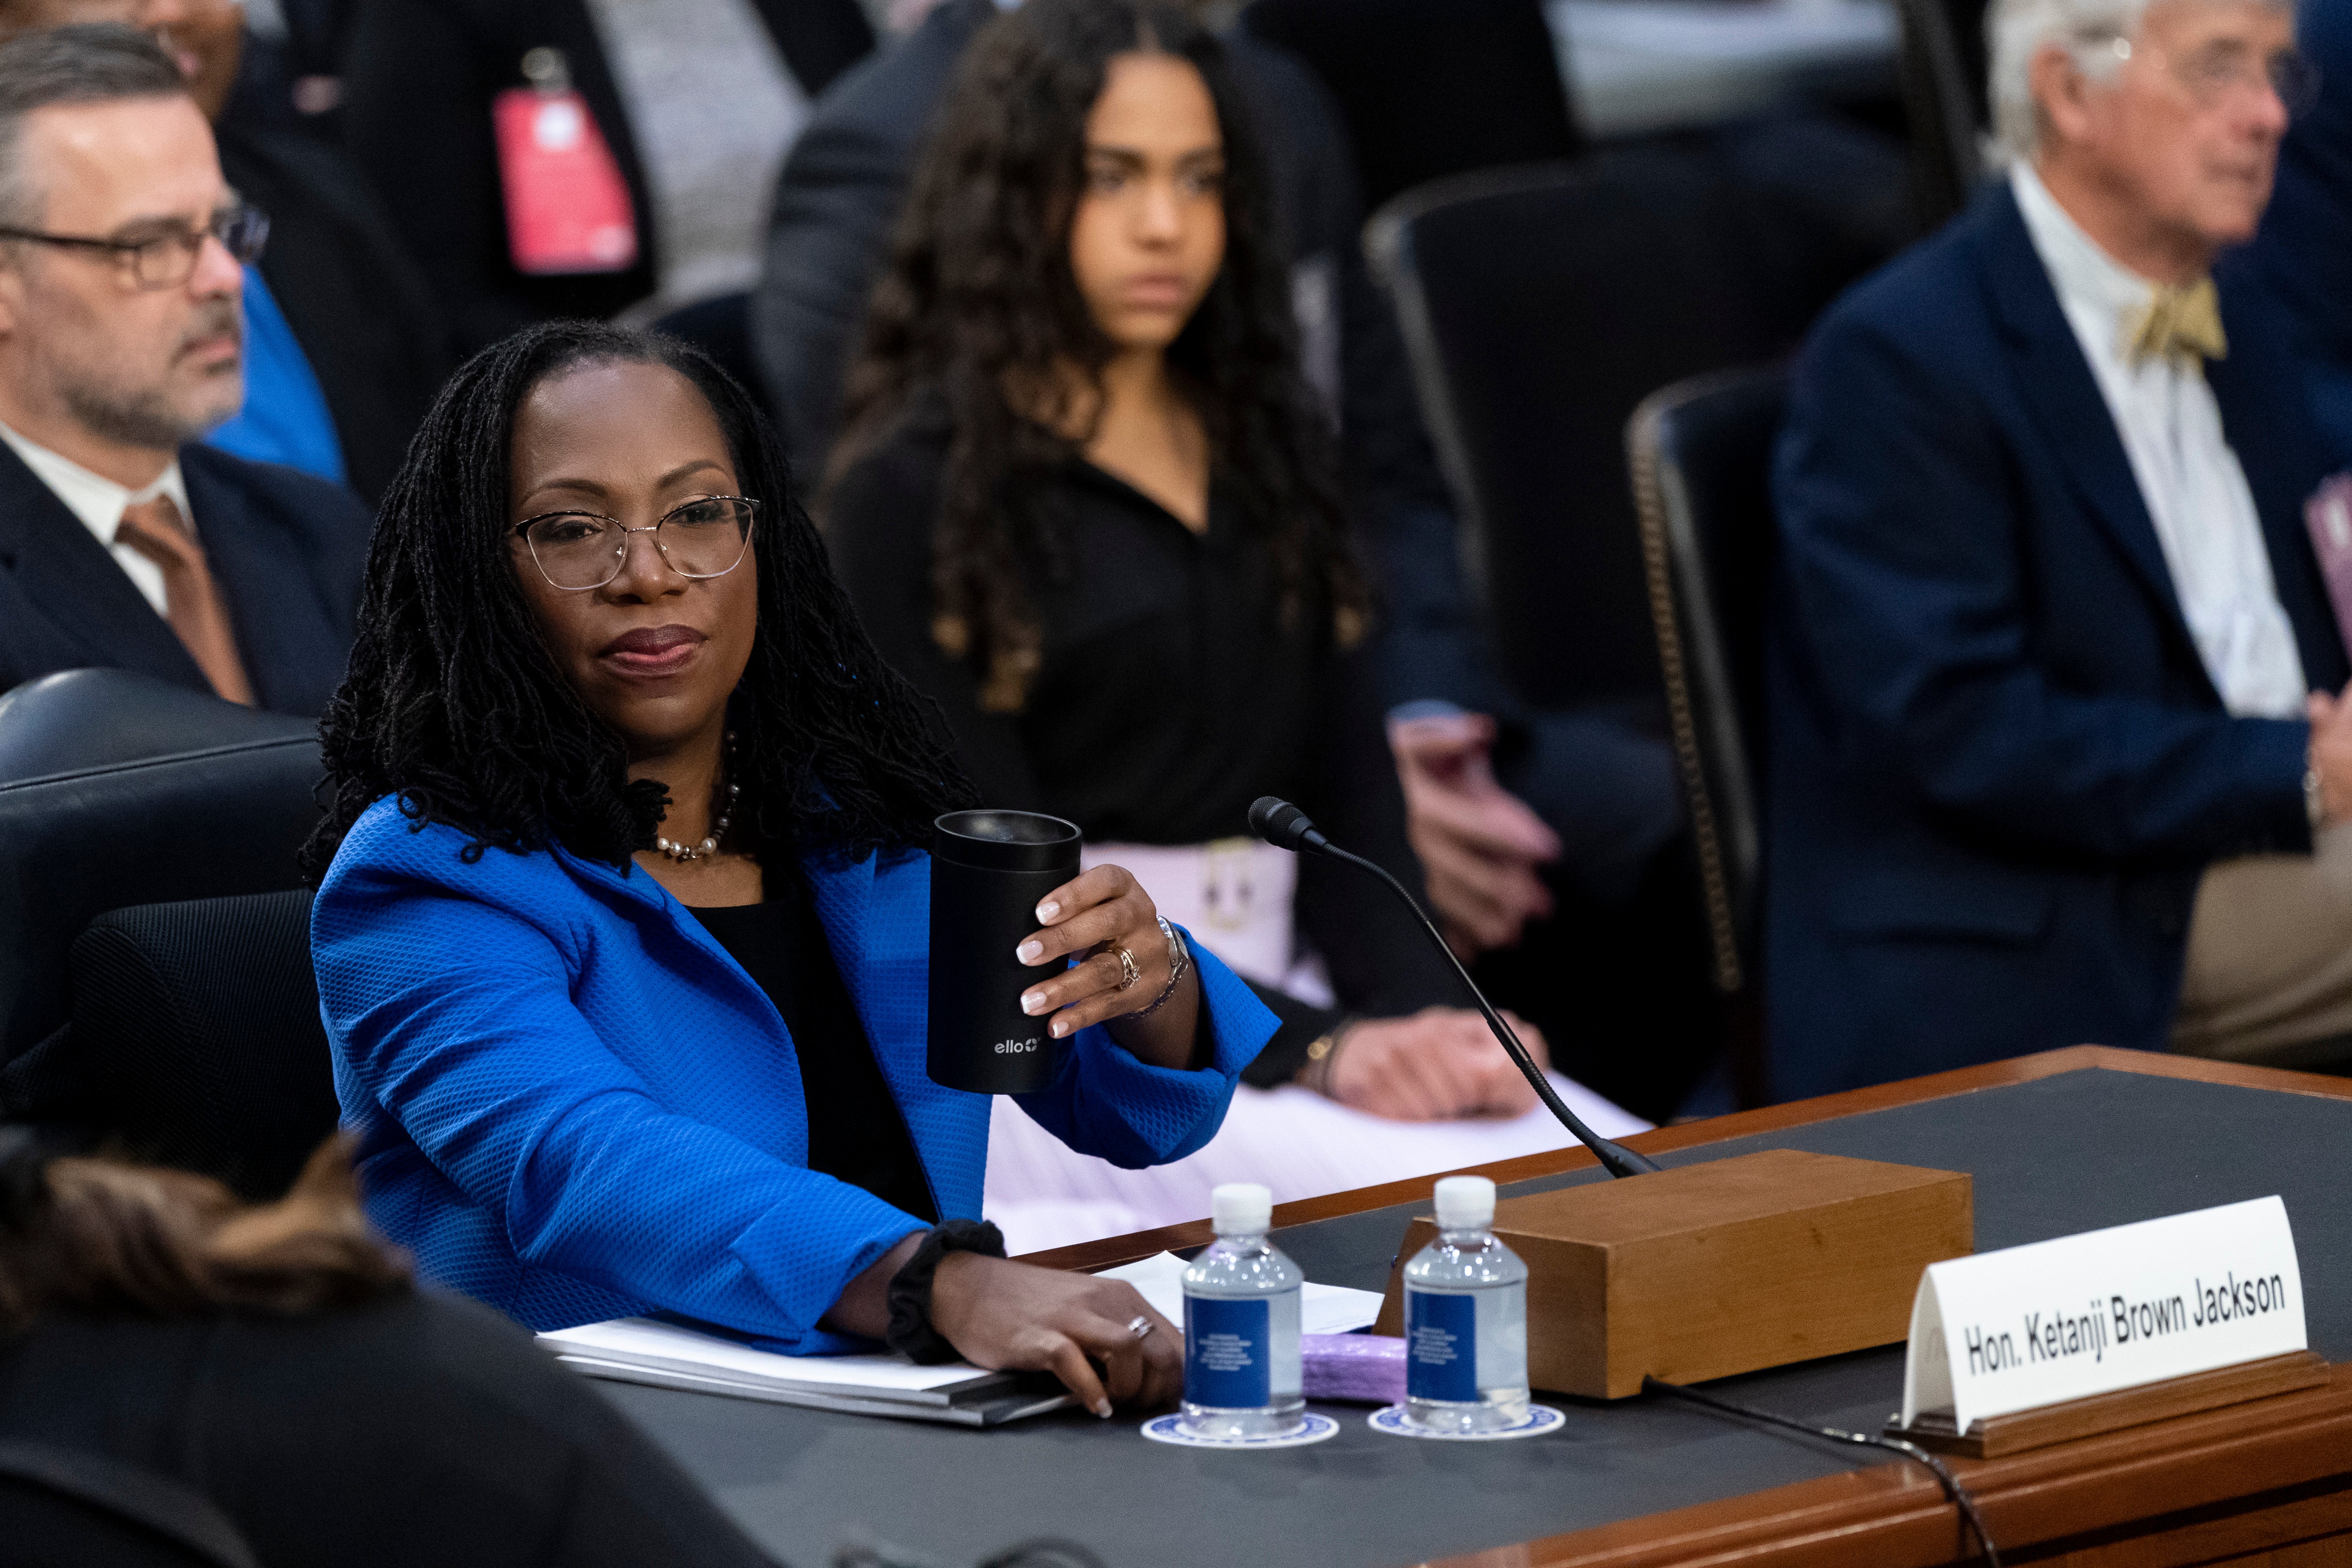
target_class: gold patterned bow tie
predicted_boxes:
[2124,277,2228,369]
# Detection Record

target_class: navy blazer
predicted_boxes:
[0,441,372,716]
[1766,181,2349,1101]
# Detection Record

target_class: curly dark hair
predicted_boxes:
[829,0,1368,713]
[299,321,973,881]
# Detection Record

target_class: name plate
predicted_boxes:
[1900,1197,2306,1435]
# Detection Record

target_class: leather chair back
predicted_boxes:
[73,892,337,1200]
[1369,155,1831,714]
[1239,0,1581,214]
[0,667,315,786]
[1626,365,1788,996]
[0,672,322,1071]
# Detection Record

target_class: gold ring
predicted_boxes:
[1114,946,1141,990]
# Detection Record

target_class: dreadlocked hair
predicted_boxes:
[300,320,974,882]
[828,0,1369,713]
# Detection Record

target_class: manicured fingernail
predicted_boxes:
[1021,991,1048,1015]
[1050,1018,1070,1037]
[1093,1399,1112,1419]
[1017,940,1044,964]
[1036,901,1060,922]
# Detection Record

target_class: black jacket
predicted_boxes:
[749,0,1484,710]
[217,112,449,502]
[0,442,372,717]
[342,0,874,356]
[0,1289,778,1568]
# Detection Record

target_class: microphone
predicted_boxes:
[1247,796,1660,1179]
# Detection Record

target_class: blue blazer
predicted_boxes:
[0,441,371,716]
[1766,181,2349,1101]
[313,796,1277,1352]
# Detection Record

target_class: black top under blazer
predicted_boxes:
[1766,181,2350,1101]
[341,0,874,356]
[0,442,373,717]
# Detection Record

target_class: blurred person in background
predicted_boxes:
[0,26,369,713]
[0,0,448,499]
[762,0,1708,1119]
[1769,0,2352,1099]
[340,0,873,389]
[0,1131,784,1566]
[826,0,1566,1122]
[2234,0,2352,464]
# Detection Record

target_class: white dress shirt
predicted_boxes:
[2011,162,2306,719]
[0,419,192,619]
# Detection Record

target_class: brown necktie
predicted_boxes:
[113,494,256,706]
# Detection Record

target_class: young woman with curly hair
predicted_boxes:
[301,319,1282,1416]
[826,0,1550,1121]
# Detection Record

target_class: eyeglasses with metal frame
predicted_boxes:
[0,202,270,291]
[2104,33,2323,120]
[511,495,761,591]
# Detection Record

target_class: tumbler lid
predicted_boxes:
[932,810,1081,872]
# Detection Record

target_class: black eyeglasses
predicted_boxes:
[0,203,270,290]
[511,495,759,591]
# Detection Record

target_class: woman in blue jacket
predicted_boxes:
[302,319,1275,1417]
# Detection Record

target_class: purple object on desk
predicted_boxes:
[1303,1334,1406,1404]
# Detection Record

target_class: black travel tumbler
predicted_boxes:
[927,809,1083,1094]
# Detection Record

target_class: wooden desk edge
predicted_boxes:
[1438,1362,2352,1568]
[1017,1046,2352,1273]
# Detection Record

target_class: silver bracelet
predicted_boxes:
[1128,916,1191,1017]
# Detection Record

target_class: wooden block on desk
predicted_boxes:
[1374,1148,1972,1398]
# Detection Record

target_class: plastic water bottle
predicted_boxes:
[1403,1175,1530,1432]
[1180,1183,1305,1438]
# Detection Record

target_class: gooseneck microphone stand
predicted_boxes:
[1248,796,1660,1179]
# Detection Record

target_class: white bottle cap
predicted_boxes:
[1434,1175,1496,1230]
[1211,1182,1272,1235]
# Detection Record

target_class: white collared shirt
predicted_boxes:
[0,419,192,619]
[2011,162,2306,719]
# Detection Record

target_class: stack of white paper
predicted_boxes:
[539,1318,1073,1426]
[541,1253,1384,1426]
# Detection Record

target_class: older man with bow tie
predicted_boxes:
[1765,0,2352,1097]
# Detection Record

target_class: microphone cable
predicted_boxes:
[1641,1376,2002,1567]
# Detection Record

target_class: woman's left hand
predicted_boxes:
[1016,864,1199,1069]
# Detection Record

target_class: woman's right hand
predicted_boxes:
[928,1252,1182,1417]
[1321,1006,1551,1121]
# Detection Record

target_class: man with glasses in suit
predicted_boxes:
[0,24,369,716]
[1769,0,2352,1097]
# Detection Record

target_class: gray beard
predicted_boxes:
[61,373,225,450]
[53,300,244,450]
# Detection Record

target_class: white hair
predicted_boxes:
[1985,0,2291,165]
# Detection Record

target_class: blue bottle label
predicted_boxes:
[1406,1289,1480,1402]
[1184,1295,1272,1408]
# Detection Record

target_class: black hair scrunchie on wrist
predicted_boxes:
[884,1218,1008,1363]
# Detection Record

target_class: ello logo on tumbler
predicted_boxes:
[928,811,1081,1094]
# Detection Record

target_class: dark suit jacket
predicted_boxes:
[0,443,373,717]
[217,111,450,502]
[748,0,1484,710]
[1766,181,2349,1101]
[341,0,874,356]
